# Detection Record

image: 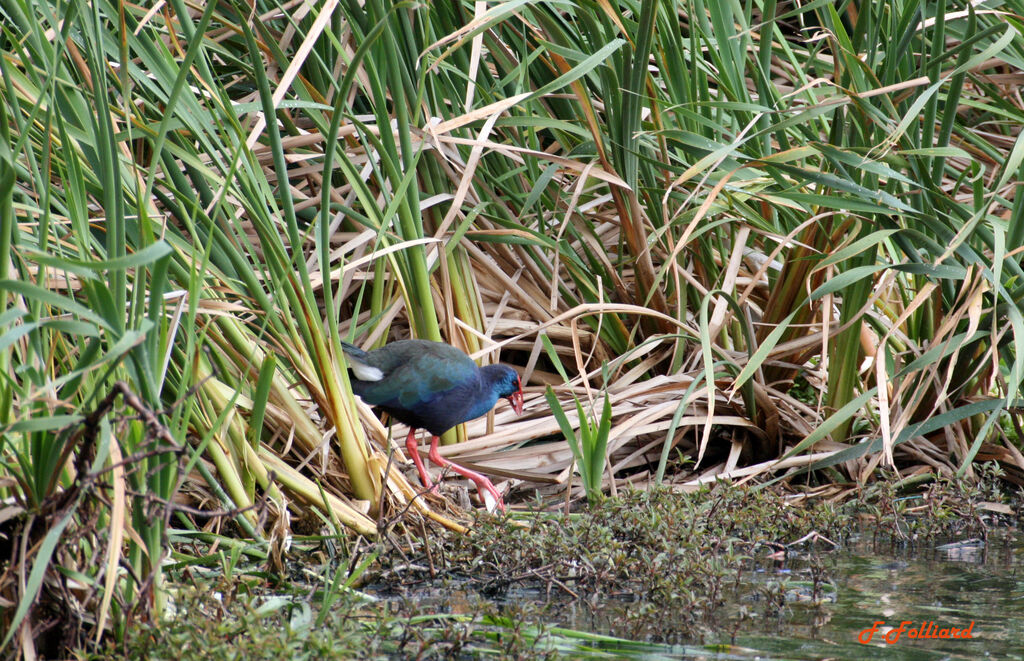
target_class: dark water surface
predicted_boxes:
[723,533,1023,660]
[369,530,1023,659]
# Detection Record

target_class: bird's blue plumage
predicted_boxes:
[342,339,520,436]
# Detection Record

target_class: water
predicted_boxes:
[735,534,1024,660]
[367,531,1024,659]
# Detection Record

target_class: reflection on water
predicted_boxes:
[369,531,1023,660]
[752,533,1023,660]
[671,532,1022,659]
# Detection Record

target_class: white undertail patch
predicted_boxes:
[349,360,384,381]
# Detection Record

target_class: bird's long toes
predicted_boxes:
[472,478,506,514]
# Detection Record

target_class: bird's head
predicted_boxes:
[492,365,524,415]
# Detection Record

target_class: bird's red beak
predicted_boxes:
[508,375,524,415]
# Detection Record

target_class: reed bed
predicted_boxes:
[2,0,1023,655]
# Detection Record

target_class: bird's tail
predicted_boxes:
[340,341,383,381]
[340,340,367,359]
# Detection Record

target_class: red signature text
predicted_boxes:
[858,620,975,644]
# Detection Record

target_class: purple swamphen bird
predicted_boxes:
[342,339,524,511]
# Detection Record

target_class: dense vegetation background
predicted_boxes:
[2,0,1023,656]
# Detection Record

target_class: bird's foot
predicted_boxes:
[428,452,505,514]
[469,475,506,514]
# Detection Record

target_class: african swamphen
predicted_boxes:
[342,339,524,511]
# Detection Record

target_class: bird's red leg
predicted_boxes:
[428,435,506,513]
[405,428,436,492]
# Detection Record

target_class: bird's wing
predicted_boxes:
[354,341,478,410]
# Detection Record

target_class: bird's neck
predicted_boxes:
[464,366,506,418]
